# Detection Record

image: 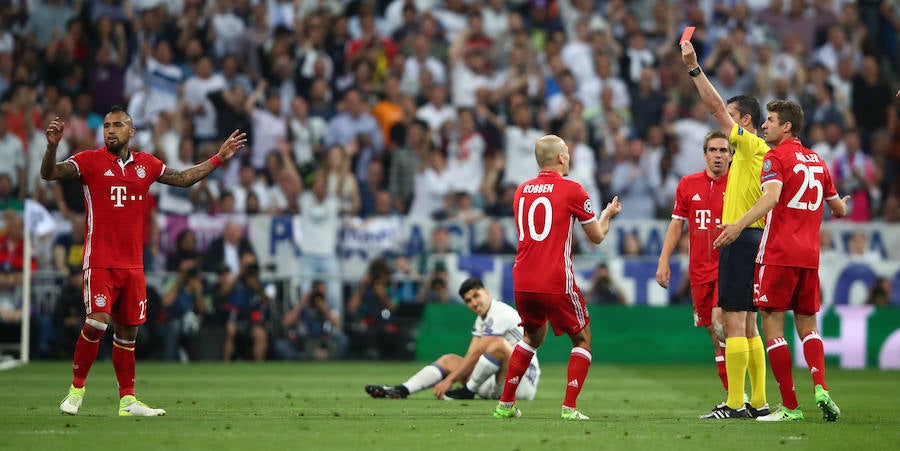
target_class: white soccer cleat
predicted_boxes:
[119,395,166,417]
[561,407,590,420]
[60,385,85,415]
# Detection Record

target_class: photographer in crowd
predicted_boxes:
[277,280,347,361]
[217,255,272,361]
[159,261,207,362]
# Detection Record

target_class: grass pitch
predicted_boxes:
[1,361,897,450]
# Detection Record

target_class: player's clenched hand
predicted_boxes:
[217,129,248,160]
[655,262,670,289]
[713,223,740,249]
[602,196,622,218]
[46,117,65,147]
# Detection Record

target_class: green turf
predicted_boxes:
[1,361,897,450]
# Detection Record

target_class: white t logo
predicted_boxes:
[110,186,127,207]
[695,209,712,230]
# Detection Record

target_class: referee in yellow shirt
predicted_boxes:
[681,41,770,420]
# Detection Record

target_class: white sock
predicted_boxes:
[466,353,501,392]
[402,364,444,394]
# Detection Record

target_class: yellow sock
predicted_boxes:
[725,337,749,409]
[747,335,767,408]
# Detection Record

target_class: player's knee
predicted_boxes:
[86,312,111,326]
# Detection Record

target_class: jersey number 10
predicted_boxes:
[518,197,552,242]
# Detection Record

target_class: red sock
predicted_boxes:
[72,321,106,388]
[802,331,827,389]
[112,335,136,397]
[563,347,592,409]
[715,352,728,392]
[499,342,535,404]
[767,337,798,409]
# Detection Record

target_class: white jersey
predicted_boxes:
[473,300,540,371]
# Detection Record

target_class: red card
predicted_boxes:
[679,26,695,45]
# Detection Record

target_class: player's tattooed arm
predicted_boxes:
[158,130,247,187]
[41,118,79,181]
[157,163,216,188]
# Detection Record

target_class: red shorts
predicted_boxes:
[691,280,718,327]
[83,268,149,326]
[754,264,820,315]
[514,288,590,336]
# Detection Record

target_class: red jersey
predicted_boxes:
[513,171,595,294]
[671,170,728,284]
[756,138,838,269]
[68,148,166,269]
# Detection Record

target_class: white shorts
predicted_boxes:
[476,363,540,401]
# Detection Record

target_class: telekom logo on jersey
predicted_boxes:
[109,186,143,207]
[694,209,719,230]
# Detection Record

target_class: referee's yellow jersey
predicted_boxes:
[723,123,771,229]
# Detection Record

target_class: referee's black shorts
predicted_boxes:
[718,228,763,312]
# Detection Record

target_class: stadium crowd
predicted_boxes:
[1,0,899,361]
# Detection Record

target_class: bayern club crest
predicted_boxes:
[93,294,107,308]
[135,165,147,179]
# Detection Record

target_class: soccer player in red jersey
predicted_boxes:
[493,135,621,420]
[656,130,732,396]
[42,106,247,416]
[716,100,848,422]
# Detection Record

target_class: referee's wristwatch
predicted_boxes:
[688,66,702,77]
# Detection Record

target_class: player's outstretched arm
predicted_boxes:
[582,196,622,244]
[40,117,78,181]
[713,183,781,249]
[158,129,247,187]
[656,218,686,289]
[681,41,735,134]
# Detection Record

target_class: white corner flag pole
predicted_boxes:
[21,212,32,364]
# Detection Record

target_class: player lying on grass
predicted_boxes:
[365,277,540,401]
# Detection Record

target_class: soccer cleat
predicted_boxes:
[561,407,590,420]
[442,387,475,400]
[699,402,749,419]
[756,405,804,422]
[365,385,408,399]
[118,395,166,417]
[815,385,841,422]
[492,403,521,419]
[745,402,771,418]
[60,385,85,415]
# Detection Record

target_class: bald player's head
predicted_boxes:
[535,135,569,174]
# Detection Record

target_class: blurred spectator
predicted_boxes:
[217,254,271,361]
[278,280,347,360]
[401,34,448,96]
[324,89,384,182]
[165,229,201,273]
[159,262,207,361]
[50,267,84,358]
[416,84,456,133]
[202,220,256,276]
[852,55,893,147]
[408,148,451,218]
[286,96,327,170]
[53,215,85,277]
[416,262,451,304]
[866,278,893,307]
[621,232,644,257]
[346,257,399,359]
[248,82,288,172]
[611,137,660,220]
[0,115,25,200]
[588,263,625,305]
[501,104,542,186]
[388,120,426,214]
[317,145,362,217]
[846,230,881,265]
[832,130,879,222]
[182,55,227,144]
[297,176,342,316]
[474,219,515,255]
[819,229,841,262]
[359,159,387,218]
[445,109,487,198]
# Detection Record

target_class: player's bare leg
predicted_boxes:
[445,338,512,400]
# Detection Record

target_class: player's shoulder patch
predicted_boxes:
[583,199,593,214]
[736,126,744,136]
[762,159,772,172]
